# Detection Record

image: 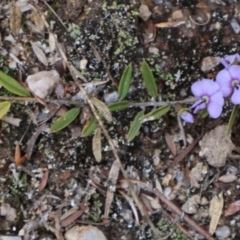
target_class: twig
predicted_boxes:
[171,132,204,166]
[41,0,68,31]
[0,96,197,107]
[153,189,215,240]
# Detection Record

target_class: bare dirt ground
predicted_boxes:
[1,0,240,240]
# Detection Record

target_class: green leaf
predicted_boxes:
[127,111,144,142]
[140,105,170,123]
[81,116,97,137]
[227,105,238,135]
[50,108,80,133]
[141,61,158,97]
[0,101,11,119]
[118,63,132,99]
[199,108,208,118]
[0,71,30,96]
[108,101,129,112]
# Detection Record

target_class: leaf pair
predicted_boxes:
[127,105,170,142]
[118,61,158,100]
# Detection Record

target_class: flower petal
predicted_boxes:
[227,65,240,80]
[216,69,233,97]
[231,87,240,104]
[191,79,220,97]
[180,112,194,123]
[192,101,207,114]
[207,91,224,118]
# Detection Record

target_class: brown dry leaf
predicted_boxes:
[30,9,45,31]
[155,21,185,28]
[60,206,86,227]
[39,168,49,191]
[10,4,22,36]
[209,192,224,235]
[92,127,102,162]
[104,160,120,220]
[164,132,177,156]
[91,97,112,123]
[224,200,240,216]
[15,155,27,167]
[30,42,48,66]
[14,141,21,163]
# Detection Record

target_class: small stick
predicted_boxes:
[153,189,215,240]
[0,96,197,107]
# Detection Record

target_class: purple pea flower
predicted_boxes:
[179,110,194,123]
[216,65,240,104]
[191,79,224,118]
[219,53,240,68]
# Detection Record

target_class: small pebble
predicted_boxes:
[230,18,240,34]
[139,4,151,21]
[163,187,172,198]
[80,59,88,70]
[104,91,119,103]
[215,226,231,238]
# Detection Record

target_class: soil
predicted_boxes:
[1,0,240,240]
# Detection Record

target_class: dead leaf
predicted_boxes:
[224,200,240,216]
[164,132,177,156]
[14,141,21,164]
[209,192,224,235]
[155,21,185,28]
[2,116,21,127]
[38,168,49,191]
[104,160,120,220]
[30,42,48,66]
[10,4,22,36]
[93,127,102,162]
[48,31,56,52]
[30,9,45,31]
[60,206,86,227]
[91,97,112,123]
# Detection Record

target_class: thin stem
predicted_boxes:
[0,96,197,107]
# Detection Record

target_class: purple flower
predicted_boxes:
[216,65,240,104]
[219,53,240,68]
[191,79,224,118]
[180,110,194,123]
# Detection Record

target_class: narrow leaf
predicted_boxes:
[91,97,112,122]
[50,108,80,133]
[81,117,97,137]
[0,71,30,96]
[227,105,238,135]
[0,101,11,119]
[92,127,102,162]
[141,61,158,97]
[108,101,129,112]
[127,111,144,142]
[118,63,132,99]
[140,105,170,123]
